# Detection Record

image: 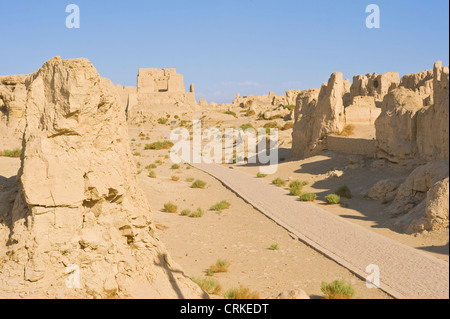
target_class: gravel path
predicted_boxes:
[192,163,449,299]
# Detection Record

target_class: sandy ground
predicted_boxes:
[125,107,448,299]
[126,125,391,299]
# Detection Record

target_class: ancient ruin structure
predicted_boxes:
[124,68,197,121]
[0,75,27,149]
[376,61,449,163]
[232,90,300,109]
[0,57,204,299]
[291,61,449,234]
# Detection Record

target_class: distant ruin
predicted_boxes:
[123,68,198,122]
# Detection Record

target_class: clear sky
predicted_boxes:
[0,0,448,103]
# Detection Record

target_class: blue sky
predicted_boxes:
[0,0,448,103]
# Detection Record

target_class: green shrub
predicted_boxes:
[157,117,168,125]
[163,202,178,213]
[256,172,267,178]
[146,141,174,150]
[325,194,341,205]
[321,279,355,299]
[224,286,260,299]
[148,170,156,178]
[269,243,279,250]
[272,178,286,187]
[171,164,180,170]
[191,180,207,189]
[289,180,306,196]
[299,193,317,202]
[281,122,294,131]
[0,148,22,158]
[186,177,194,182]
[269,114,283,120]
[180,209,191,216]
[245,109,256,117]
[210,200,231,212]
[335,185,352,199]
[223,288,237,299]
[190,208,204,218]
[192,277,222,295]
[207,259,229,275]
[239,123,255,131]
[224,110,237,118]
[283,105,296,111]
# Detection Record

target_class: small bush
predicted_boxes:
[148,170,156,178]
[163,202,178,213]
[272,178,286,187]
[283,105,296,111]
[171,176,180,181]
[224,286,260,299]
[191,180,207,189]
[281,122,294,131]
[256,172,267,178]
[239,123,255,131]
[289,180,306,196]
[335,185,352,199]
[158,118,168,125]
[146,141,174,150]
[190,208,204,218]
[192,277,222,295]
[171,164,180,170]
[338,124,355,137]
[269,114,283,120]
[245,109,256,117]
[269,243,279,250]
[180,209,191,216]
[299,192,317,202]
[325,194,341,205]
[290,180,308,188]
[224,110,237,118]
[132,152,141,157]
[210,200,231,212]
[7,147,30,158]
[321,279,355,299]
[207,259,229,275]
[263,122,278,129]
[186,177,194,182]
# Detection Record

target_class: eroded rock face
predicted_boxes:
[416,62,449,162]
[375,62,449,163]
[292,73,346,157]
[0,75,28,149]
[0,57,204,299]
[375,87,424,162]
[387,161,449,233]
[350,72,399,104]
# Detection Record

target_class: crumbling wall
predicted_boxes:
[376,61,449,163]
[0,57,204,299]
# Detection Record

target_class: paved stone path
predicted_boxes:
[192,162,449,299]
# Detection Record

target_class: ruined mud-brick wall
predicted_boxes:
[232,90,300,109]
[292,62,448,161]
[0,75,28,149]
[376,61,449,163]
[0,57,204,299]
